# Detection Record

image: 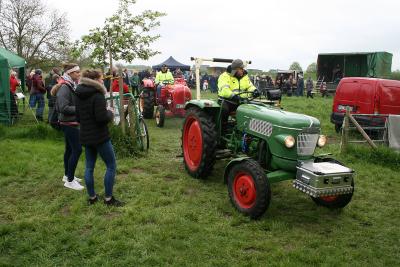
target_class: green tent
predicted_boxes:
[317,52,393,81]
[0,47,26,125]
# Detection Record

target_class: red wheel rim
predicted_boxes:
[183,116,203,171]
[233,172,256,209]
[320,196,338,202]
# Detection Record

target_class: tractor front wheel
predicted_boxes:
[311,180,354,209]
[155,105,165,127]
[227,159,271,219]
[182,107,217,178]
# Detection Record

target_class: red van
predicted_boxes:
[331,77,400,131]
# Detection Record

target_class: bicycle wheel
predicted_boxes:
[136,118,149,152]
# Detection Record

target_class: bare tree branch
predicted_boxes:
[0,0,70,68]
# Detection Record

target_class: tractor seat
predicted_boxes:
[229,112,236,117]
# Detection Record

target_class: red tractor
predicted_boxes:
[140,77,192,127]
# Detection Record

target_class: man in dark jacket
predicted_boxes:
[296,74,304,97]
[29,69,46,121]
[75,70,124,206]
[47,74,60,122]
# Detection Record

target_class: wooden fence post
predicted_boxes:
[349,114,378,150]
[340,107,350,153]
[127,100,136,139]
[118,68,126,135]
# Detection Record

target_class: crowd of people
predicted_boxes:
[2,64,125,206]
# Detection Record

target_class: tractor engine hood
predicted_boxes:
[237,104,321,130]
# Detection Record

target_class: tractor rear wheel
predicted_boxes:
[155,105,165,127]
[141,89,154,119]
[311,180,354,209]
[182,107,217,178]
[227,159,271,219]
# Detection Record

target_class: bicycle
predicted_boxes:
[106,92,149,152]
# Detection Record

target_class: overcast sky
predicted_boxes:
[47,0,400,71]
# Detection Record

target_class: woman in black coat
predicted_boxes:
[75,70,124,206]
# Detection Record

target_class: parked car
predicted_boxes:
[331,77,400,132]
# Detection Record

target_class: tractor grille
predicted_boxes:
[297,132,319,156]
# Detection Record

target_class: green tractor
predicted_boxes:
[181,58,355,219]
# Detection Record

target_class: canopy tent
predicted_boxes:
[0,47,26,125]
[317,52,392,81]
[152,56,191,71]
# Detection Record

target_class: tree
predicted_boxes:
[0,0,70,68]
[306,62,317,73]
[77,0,166,69]
[289,62,303,71]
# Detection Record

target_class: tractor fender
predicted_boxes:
[184,99,220,110]
[185,99,221,117]
[223,157,251,184]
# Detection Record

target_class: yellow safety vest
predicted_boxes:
[155,71,174,84]
[218,72,255,99]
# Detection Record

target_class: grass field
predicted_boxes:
[1,92,399,266]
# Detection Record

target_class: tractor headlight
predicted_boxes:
[284,135,295,148]
[317,135,327,147]
[167,98,172,105]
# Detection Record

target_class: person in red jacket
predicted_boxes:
[10,71,20,94]
[9,71,20,117]
[111,76,129,94]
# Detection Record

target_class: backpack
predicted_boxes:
[49,105,61,130]
[49,78,69,131]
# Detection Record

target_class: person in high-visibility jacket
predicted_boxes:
[218,59,259,132]
[155,64,174,99]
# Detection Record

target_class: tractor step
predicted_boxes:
[216,149,233,159]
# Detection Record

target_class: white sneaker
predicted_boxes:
[62,175,82,183]
[64,180,84,191]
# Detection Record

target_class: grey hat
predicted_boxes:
[231,59,244,75]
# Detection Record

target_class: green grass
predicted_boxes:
[1,93,399,266]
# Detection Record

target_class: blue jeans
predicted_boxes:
[29,93,45,118]
[156,84,163,99]
[84,140,117,198]
[61,125,82,182]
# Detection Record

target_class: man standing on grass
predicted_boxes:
[29,69,46,121]
[306,77,314,98]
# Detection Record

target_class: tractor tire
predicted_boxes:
[227,159,271,219]
[155,105,165,127]
[311,180,354,209]
[141,89,154,119]
[182,107,217,179]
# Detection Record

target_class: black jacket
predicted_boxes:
[75,78,113,146]
[51,81,78,123]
